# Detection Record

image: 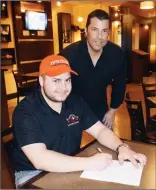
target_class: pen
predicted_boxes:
[97,148,103,153]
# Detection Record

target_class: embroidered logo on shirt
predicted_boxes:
[66,114,80,126]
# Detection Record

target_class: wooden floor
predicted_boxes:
[7,73,156,148]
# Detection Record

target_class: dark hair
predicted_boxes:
[86,9,110,28]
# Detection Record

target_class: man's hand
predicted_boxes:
[87,153,112,171]
[102,109,117,130]
[118,146,147,168]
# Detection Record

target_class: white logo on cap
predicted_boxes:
[50,60,69,66]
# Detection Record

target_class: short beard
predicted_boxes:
[43,87,67,103]
[87,40,108,53]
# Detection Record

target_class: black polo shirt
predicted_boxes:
[12,89,98,171]
[60,40,126,120]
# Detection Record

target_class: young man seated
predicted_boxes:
[12,55,147,188]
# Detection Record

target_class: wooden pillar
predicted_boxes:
[121,7,134,83]
[1,69,10,131]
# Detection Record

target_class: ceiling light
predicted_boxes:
[144,25,149,29]
[140,1,154,9]
[115,13,119,17]
[21,8,25,13]
[57,1,62,7]
[114,21,120,27]
[77,17,83,23]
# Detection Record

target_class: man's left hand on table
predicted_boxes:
[118,146,147,168]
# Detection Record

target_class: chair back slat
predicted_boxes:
[142,83,156,130]
[125,92,146,142]
[12,70,38,104]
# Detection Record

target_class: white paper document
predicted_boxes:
[80,160,143,186]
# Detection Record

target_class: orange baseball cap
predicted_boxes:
[39,55,78,76]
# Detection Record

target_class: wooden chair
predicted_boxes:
[125,92,156,145]
[1,127,15,189]
[12,70,38,104]
[142,83,156,131]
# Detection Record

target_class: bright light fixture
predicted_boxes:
[114,21,120,27]
[114,13,119,17]
[21,8,25,13]
[57,1,62,7]
[140,1,154,9]
[144,25,149,29]
[77,17,83,23]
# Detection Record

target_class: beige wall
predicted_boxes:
[51,2,73,54]
[72,3,109,28]
[111,21,121,46]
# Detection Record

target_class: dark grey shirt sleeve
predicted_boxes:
[13,107,43,147]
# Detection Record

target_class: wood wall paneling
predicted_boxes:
[18,41,53,61]
[20,1,44,12]
[132,51,149,83]
[1,1,8,18]
[1,48,16,65]
[21,62,40,74]
[139,24,151,53]
[121,7,133,82]
[11,1,53,73]
[1,71,10,130]
[57,13,72,52]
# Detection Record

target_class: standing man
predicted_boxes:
[59,9,126,130]
[12,55,146,188]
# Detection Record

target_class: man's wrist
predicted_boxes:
[110,108,117,113]
[116,143,130,153]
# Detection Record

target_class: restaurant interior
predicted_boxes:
[1,0,156,189]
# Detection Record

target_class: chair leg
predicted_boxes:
[17,93,19,104]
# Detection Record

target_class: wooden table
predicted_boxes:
[20,140,156,189]
[143,76,156,84]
